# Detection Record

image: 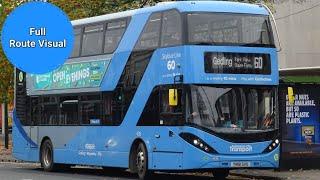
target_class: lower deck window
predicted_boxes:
[60,98,78,125]
[28,93,112,126]
[81,102,102,125]
[42,104,58,125]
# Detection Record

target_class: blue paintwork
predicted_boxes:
[13,1,279,171]
[101,12,151,91]
[12,114,39,162]
[12,110,37,147]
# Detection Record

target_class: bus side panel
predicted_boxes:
[12,126,38,162]
[54,149,129,167]
[12,114,39,162]
[152,152,183,170]
[45,126,135,168]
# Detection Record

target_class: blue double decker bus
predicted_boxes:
[14,1,279,179]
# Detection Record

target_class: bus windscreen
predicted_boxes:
[187,85,278,134]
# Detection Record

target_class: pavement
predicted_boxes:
[0,134,18,163]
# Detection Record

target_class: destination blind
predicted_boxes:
[204,52,271,75]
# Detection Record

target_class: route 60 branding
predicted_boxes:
[167,60,176,70]
[161,52,181,71]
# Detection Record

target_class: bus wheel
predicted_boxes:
[40,139,57,172]
[135,142,152,180]
[212,169,229,180]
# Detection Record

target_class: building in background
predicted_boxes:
[274,0,320,168]
[274,0,320,81]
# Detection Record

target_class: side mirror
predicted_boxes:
[288,87,295,105]
[169,89,178,106]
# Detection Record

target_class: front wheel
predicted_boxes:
[212,169,229,180]
[135,143,153,180]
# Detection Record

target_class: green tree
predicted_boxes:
[0,0,25,104]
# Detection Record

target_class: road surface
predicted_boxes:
[0,162,251,180]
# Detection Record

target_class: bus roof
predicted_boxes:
[72,1,269,26]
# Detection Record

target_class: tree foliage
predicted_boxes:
[0,0,273,104]
[0,0,25,103]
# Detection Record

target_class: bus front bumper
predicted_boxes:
[183,146,280,170]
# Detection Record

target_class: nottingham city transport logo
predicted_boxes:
[230,145,253,152]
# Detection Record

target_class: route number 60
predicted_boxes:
[254,57,263,69]
[167,60,176,70]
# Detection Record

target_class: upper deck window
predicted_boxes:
[161,10,182,47]
[70,28,82,58]
[187,13,274,47]
[135,10,182,51]
[104,19,127,54]
[135,13,162,50]
[82,24,104,56]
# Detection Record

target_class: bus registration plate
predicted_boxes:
[231,161,251,167]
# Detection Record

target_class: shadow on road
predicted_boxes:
[31,166,213,180]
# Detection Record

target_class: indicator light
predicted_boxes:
[263,138,280,153]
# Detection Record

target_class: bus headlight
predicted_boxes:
[263,138,280,153]
[180,132,217,154]
[193,139,199,145]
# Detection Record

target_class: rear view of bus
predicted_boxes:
[13,1,279,179]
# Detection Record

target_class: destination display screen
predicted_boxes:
[204,52,271,75]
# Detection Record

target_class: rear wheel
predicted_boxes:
[212,169,229,180]
[135,142,153,180]
[40,139,57,172]
[40,139,70,172]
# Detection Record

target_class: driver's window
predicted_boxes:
[159,88,183,126]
